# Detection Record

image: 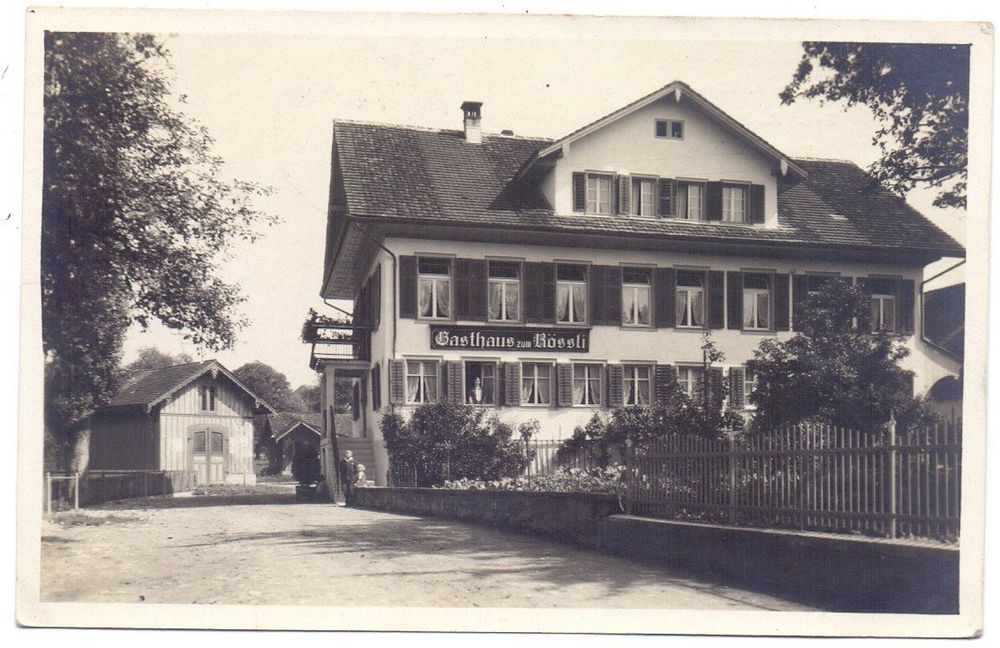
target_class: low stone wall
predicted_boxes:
[353,487,618,548]
[352,487,959,614]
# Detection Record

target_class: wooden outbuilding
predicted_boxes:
[89,360,276,485]
[268,412,323,474]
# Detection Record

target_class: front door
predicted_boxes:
[192,428,227,485]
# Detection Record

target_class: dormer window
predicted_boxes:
[655,119,684,140]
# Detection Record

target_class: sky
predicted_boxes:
[117,25,967,388]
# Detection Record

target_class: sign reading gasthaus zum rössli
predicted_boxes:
[430,326,589,352]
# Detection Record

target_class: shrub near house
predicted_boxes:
[381,402,533,486]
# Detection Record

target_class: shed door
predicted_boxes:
[192,429,227,485]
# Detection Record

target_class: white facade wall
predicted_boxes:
[544,96,779,225]
[378,237,957,441]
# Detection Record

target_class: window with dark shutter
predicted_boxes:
[658,178,676,217]
[898,279,915,334]
[572,172,586,212]
[654,267,676,328]
[506,362,524,406]
[370,363,381,411]
[706,181,723,221]
[727,271,743,330]
[654,364,676,405]
[729,367,745,410]
[708,271,726,329]
[607,364,624,408]
[556,364,573,407]
[389,359,406,405]
[750,184,766,224]
[617,175,630,215]
[792,274,808,331]
[399,256,417,319]
[774,273,790,331]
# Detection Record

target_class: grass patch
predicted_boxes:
[50,511,139,526]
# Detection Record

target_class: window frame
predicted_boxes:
[675,180,706,221]
[623,364,653,406]
[486,259,522,323]
[742,367,758,411]
[416,256,453,321]
[675,269,708,329]
[463,360,498,406]
[742,272,773,331]
[721,183,749,223]
[572,362,604,407]
[871,293,897,333]
[555,263,589,325]
[630,176,658,218]
[676,365,705,400]
[405,359,440,404]
[654,118,685,140]
[584,172,614,215]
[520,362,553,407]
[200,384,217,412]
[621,266,653,328]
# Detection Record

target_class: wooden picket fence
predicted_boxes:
[625,419,961,543]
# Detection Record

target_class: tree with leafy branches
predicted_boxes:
[747,277,933,433]
[42,32,274,467]
[120,347,195,375]
[781,42,969,209]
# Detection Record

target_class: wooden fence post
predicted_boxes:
[624,438,633,516]
[888,413,898,539]
[728,433,737,524]
[73,472,79,510]
[44,472,51,514]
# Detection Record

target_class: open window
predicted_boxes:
[621,267,651,327]
[742,273,772,330]
[488,261,521,322]
[417,257,452,320]
[556,264,588,324]
[520,363,552,406]
[463,361,496,405]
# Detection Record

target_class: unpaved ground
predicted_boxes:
[41,486,812,609]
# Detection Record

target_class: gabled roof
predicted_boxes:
[529,80,806,179]
[330,120,963,258]
[107,360,278,413]
[269,412,324,442]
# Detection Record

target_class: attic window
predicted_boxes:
[655,119,684,140]
[200,384,217,411]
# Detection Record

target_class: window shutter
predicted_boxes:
[749,184,766,224]
[557,364,573,407]
[540,263,556,324]
[706,181,723,221]
[774,273,790,331]
[898,279,915,334]
[504,363,521,406]
[399,256,418,319]
[727,271,743,330]
[373,264,382,330]
[523,262,543,323]
[389,359,406,405]
[856,277,872,331]
[607,364,624,408]
[447,361,463,405]
[654,364,676,405]
[729,367,745,410]
[370,364,382,411]
[708,270,725,329]
[707,367,724,409]
[589,266,607,326]
[468,259,487,320]
[658,178,676,217]
[572,172,586,212]
[618,175,630,215]
[453,258,472,320]
[792,274,808,331]
[497,363,506,406]
[654,267,676,328]
[606,266,622,326]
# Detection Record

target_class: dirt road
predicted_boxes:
[40,486,810,610]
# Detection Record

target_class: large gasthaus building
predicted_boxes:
[314,81,965,487]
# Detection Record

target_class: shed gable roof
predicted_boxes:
[107,360,278,413]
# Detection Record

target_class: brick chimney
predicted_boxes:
[461,101,483,144]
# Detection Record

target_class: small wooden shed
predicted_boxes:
[268,412,323,474]
[90,360,276,485]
